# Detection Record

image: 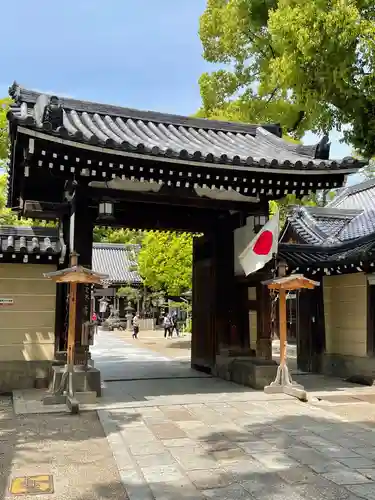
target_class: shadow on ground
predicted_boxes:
[3,395,375,498]
[76,408,375,499]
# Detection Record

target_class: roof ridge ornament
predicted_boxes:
[315,135,330,160]
[8,81,20,101]
[42,95,64,131]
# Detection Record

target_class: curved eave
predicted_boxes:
[11,122,363,175]
[278,236,375,269]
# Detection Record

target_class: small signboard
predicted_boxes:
[10,475,54,495]
[0,298,14,307]
[93,287,116,297]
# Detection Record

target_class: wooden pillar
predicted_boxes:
[213,220,235,351]
[256,284,273,360]
[70,187,93,364]
[54,283,68,354]
[191,234,215,371]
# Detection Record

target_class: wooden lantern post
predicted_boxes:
[42,252,108,413]
[67,252,78,367]
[279,288,287,367]
[262,274,319,401]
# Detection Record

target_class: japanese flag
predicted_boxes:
[239,211,280,276]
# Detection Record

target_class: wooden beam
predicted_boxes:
[23,200,70,219]
[94,203,221,233]
[87,186,262,213]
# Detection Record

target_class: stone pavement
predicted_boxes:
[99,398,375,500]
[91,329,197,380]
[10,329,375,499]
[111,328,192,362]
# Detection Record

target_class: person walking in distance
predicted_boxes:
[171,311,179,337]
[163,314,172,338]
[132,313,140,339]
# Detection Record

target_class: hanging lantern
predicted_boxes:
[277,259,288,277]
[98,200,114,220]
[253,214,268,233]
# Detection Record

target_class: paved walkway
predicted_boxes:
[93,330,375,499]
[10,329,375,499]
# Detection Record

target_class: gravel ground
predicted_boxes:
[0,396,127,500]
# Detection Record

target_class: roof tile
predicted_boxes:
[7,82,363,172]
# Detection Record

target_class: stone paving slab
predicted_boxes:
[98,398,375,499]
[12,378,293,415]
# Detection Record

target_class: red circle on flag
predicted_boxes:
[253,230,273,255]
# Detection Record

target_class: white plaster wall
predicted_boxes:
[323,273,367,357]
[0,264,56,361]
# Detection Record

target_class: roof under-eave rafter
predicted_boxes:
[279,236,375,266]
[7,82,364,173]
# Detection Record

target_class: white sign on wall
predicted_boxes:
[0,298,14,307]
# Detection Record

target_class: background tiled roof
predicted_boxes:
[283,179,375,246]
[92,243,142,284]
[0,225,143,283]
[280,178,375,268]
[328,178,375,211]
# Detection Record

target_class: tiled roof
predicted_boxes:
[0,225,142,283]
[284,206,365,245]
[328,178,375,211]
[279,237,375,268]
[283,179,375,247]
[7,82,363,172]
[92,243,142,284]
[280,178,375,269]
[0,226,60,254]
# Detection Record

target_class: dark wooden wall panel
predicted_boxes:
[297,285,325,372]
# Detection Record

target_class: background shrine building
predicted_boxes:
[280,178,375,382]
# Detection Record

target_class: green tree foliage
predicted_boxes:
[0,99,15,224]
[199,0,375,157]
[269,193,318,227]
[0,173,18,225]
[0,172,56,227]
[0,98,11,162]
[93,227,144,244]
[117,285,142,302]
[138,232,193,295]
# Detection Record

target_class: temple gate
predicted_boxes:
[4,82,361,388]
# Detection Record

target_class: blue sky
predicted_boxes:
[1,0,354,166]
